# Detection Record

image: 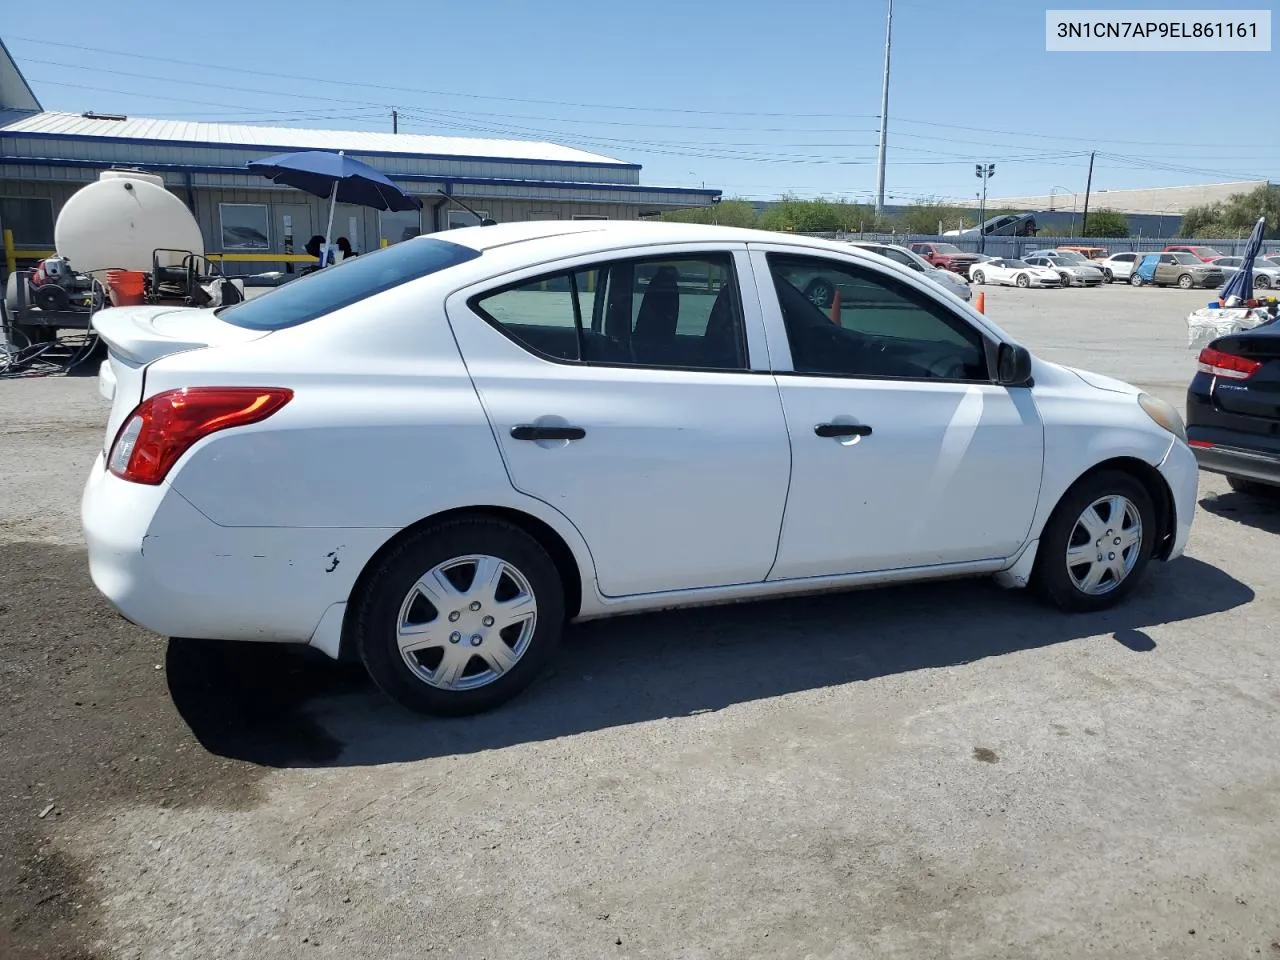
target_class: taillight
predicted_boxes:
[107,387,293,484]
[1197,347,1262,381]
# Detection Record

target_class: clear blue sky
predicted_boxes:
[5,1,1275,204]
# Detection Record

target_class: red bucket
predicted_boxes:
[106,269,146,306]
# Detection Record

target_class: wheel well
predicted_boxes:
[337,506,585,662]
[1061,457,1177,560]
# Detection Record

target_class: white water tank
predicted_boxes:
[55,171,205,274]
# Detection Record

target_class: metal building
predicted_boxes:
[0,40,719,271]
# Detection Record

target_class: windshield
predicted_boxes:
[218,237,482,330]
[1053,251,1088,263]
[1171,253,1201,265]
[1193,247,1223,257]
[932,243,963,254]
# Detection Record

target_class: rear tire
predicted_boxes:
[1015,273,1030,288]
[1130,273,1143,287]
[972,270,985,285]
[1226,475,1280,498]
[353,517,565,716]
[1032,470,1156,612]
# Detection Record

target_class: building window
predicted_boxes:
[0,197,55,246]
[572,215,608,221]
[448,209,490,229]
[379,207,422,246]
[219,203,271,251]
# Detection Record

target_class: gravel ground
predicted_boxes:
[3,284,1279,960]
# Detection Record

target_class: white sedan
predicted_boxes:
[83,221,1197,715]
[968,258,1063,288]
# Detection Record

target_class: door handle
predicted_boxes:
[814,423,873,439]
[511,425,586,442]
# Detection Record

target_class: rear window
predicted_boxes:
[218,237,481,330]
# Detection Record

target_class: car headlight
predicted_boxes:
[1138,393,1187,442]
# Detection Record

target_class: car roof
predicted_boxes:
[434,219,833,254]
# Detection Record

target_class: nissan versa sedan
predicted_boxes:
[83,221,1197,716]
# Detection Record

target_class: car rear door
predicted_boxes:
[749,244,1043,579]
[445,244,792,598]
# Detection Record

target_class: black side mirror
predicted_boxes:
[997,343,1033,386]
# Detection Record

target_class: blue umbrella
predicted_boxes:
[247,150,422,264]
[1220,216,1266,304]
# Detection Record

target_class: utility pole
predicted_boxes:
[873,0,893,222]
[975,162,995,253]
[392,109,399,134]
[1080,150,1095,236]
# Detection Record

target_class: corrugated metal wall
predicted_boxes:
[1,178,642,273]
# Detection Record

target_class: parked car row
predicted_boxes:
[897,241,1276,293]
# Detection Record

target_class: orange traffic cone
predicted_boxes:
[831,289,842,326]
[974,290,986,314]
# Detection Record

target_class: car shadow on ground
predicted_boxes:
[166,555,1251,769]
[1199,489,1280,535]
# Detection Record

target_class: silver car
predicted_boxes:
[1209,257,1280,291]
[1023,251,1106,287]
[846,241,973,301]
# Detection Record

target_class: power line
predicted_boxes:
[8,37,875,119]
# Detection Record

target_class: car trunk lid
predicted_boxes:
[93,305,270,454]
[1208,330,1280,427]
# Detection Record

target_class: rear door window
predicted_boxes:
[218,237,481,330]
[472,253,747,371]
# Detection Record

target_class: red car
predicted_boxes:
[1164,244,1225,262]
[908,242,981,274]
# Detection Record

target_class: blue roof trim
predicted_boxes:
[0,155,721,200]
[0,128,643,171]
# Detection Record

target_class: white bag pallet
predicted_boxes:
[1186,307,1270,349]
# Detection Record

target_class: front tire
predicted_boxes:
[1032,470,1156,612]
[353,517,565,715]
[1103,269,1114,283]
[804,278,835,309]
[1178,273,1195,289]
[1254,275,1271,290]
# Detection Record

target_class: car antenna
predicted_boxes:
[437,190,496,226]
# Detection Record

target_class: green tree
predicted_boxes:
[1180,185,1280,238]
[756,195,878,233]
[894,202,974,235]
[1082,209,1129,238]
[659,199,758,228]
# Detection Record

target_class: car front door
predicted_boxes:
[1156,254,1179,285]
[447,246,792,598]
[749,246,1044,580]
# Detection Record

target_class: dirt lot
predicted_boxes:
[3,284,1279,960]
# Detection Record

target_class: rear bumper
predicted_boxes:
[1192,442,1280,486]
[81,454,392,647]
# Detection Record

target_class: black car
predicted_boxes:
[1186,319,1280,494]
